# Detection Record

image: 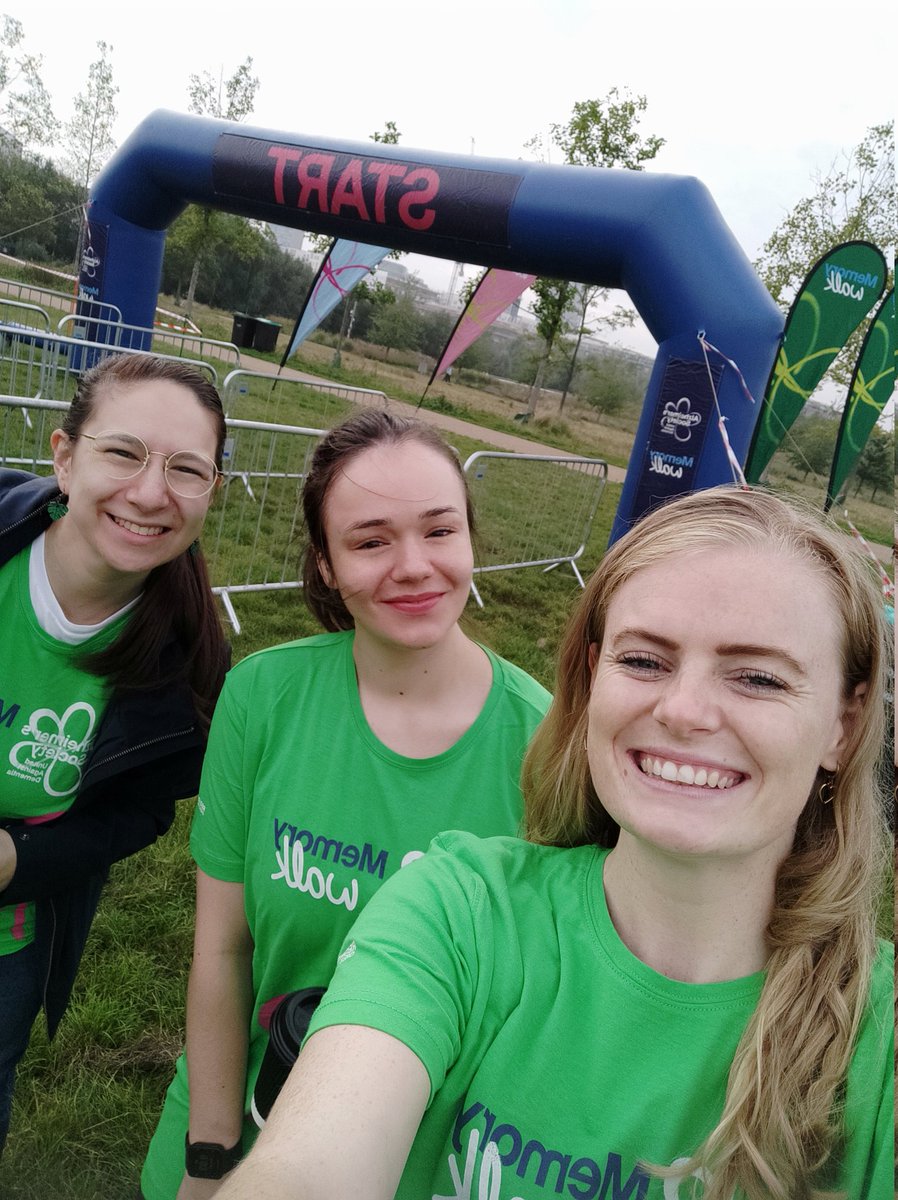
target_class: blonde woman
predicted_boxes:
[215,486,892,1200]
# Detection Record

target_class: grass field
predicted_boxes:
[0,276,893,1197]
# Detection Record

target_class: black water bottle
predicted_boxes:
[251,986,326,1128]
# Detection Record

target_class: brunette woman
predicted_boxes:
[0,353,228,1150]
[140,409,551,1198]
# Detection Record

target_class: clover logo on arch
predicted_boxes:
[660,397,703,443]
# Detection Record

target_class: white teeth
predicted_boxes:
[638,757,737,790]
[115,517,164,536]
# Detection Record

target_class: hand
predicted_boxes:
[0,830,17,891]
[176,1171,236,1200]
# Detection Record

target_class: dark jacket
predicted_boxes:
[0,469,221,1034]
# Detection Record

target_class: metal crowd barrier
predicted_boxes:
[0,274,123,324]
[463,450,608,607]
[55,313,241,368]
[204,417,326,633]
[0,324,217,402]
[0,393,67,472]
[222,368,388,428]
[0,298,52,331]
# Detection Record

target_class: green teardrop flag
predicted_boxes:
[745,241,887,482]
[824,286,895,510]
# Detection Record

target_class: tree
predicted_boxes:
[63,41,118,194]
[524,89,665,415]
[0,152,80,261]
[525,278,576,416]
[369,290,418,359]
[343,280,394,343]
[180,58,261,317]
[370,120,400,145]
[578,352,649,424]
[0,14,54,150]
[188,56,259,122]
[528,90,665,170]
[163,206,262,307]
[782,415,838,481]
[558,284,635,413]
[754,122,895,389]
[755,123,894,308]
[852,426,892,502]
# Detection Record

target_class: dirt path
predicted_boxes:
[247,353,630,481]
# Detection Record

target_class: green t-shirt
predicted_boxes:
[0,546,121,954]
[307,831,893,1200]
[140,631,550,1200]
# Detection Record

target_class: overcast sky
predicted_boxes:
[6,0,895,367]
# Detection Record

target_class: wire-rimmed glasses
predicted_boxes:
[81,431,221,499]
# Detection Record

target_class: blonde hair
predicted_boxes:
[522,486,891,1199]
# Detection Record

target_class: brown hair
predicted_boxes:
[61,353,228,729]
[522,485,891,1198]
[301,408,475,632]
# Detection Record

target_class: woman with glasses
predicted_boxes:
[0,353,229,1151]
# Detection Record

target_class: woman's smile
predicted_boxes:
[632,752,745,790]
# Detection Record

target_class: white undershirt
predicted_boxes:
[29,532,140,644]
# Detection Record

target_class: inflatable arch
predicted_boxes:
[81,109,784,540]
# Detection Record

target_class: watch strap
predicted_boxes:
[185,1133,243,1179]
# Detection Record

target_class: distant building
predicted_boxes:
[372,259,410,289]
[267,223,308,260]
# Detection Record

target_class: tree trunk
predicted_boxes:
[559,327,585,414]
[185,256,202,320]
[526,357,548,417]
[331,298,352,368]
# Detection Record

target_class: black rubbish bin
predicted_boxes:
[252,318,282,353]
[230,312,259,349]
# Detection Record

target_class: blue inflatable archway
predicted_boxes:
[82,109,783,540]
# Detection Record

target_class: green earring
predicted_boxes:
[48,497,69,521]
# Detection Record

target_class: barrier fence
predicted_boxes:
[0,273,123,325]
[0,298,52,331]
[204,418,325,632]
[1,395,609,629]
[463,450,608,607]
[55,313,243,369]
[0,323,217,403]
[221,369,388,428]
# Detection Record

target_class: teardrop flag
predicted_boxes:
[824,286,895,510]
[745,241,887,482]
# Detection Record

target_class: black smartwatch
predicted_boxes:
[185,1133,243,1179]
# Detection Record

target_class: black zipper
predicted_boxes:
[81,725,196,782]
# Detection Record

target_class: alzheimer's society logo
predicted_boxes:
[660,397,702,443]
[9,702,97,798]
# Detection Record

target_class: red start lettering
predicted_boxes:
[266,146,440,232]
